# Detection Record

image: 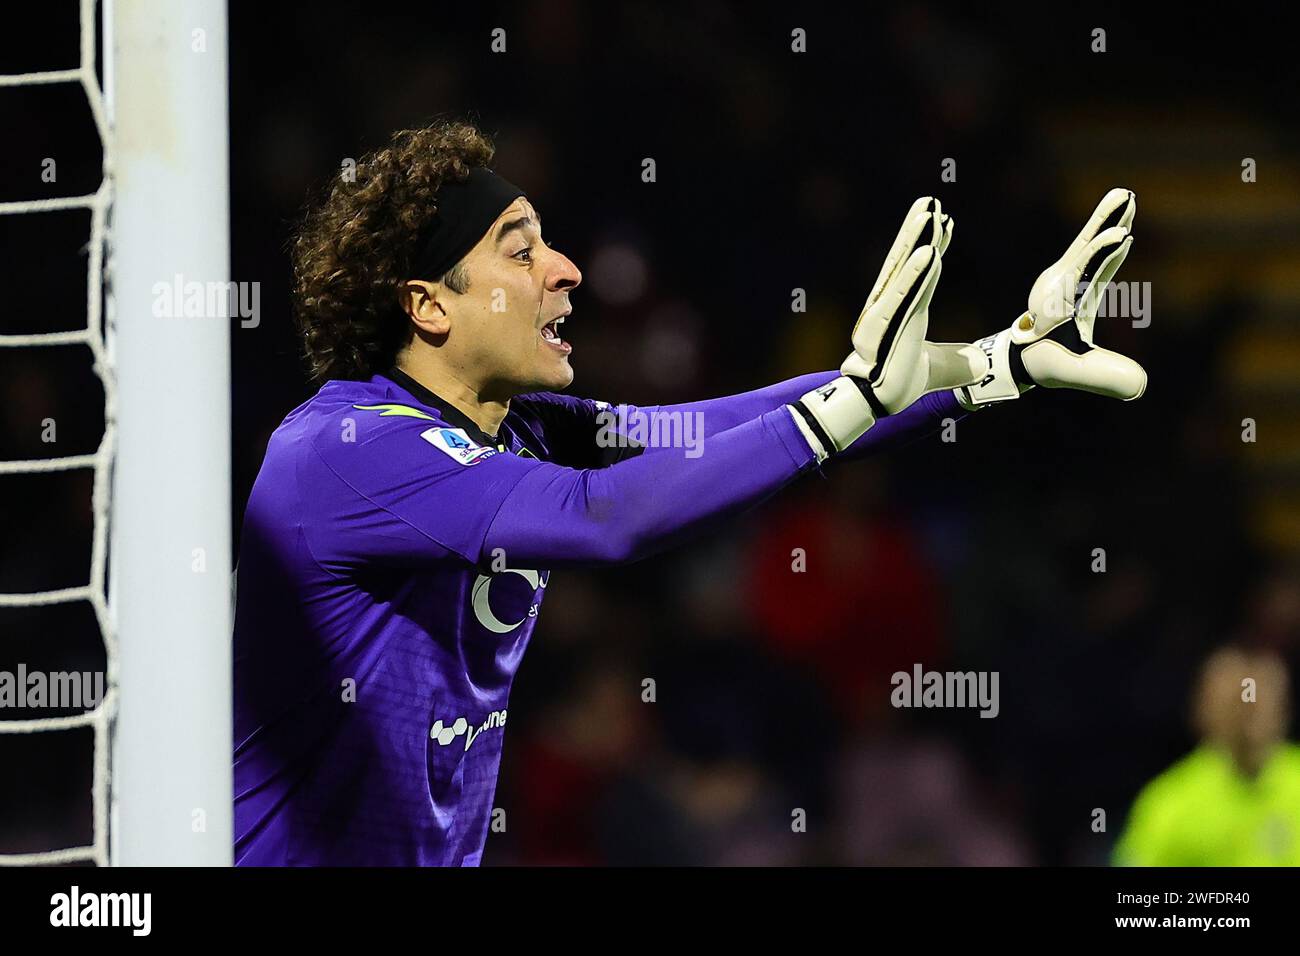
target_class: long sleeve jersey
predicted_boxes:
[232,367,963,865]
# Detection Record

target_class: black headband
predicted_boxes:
[410,167,526,280]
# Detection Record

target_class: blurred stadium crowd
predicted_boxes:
[3,3,1299,863]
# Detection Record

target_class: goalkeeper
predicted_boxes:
[233,120,1144,866]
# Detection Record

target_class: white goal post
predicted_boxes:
[107,0,233,865]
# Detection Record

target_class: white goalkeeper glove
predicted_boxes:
[957,188,1147,408]
[791,197,987,461]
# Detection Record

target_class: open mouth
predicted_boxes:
[540,313,571,353]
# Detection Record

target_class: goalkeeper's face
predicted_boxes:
[414,197,583,396]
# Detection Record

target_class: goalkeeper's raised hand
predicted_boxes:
[958,188,1147,407]
[790,197,987,461]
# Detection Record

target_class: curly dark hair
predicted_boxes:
[290,120,495,382]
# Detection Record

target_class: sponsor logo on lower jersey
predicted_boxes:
[430,709,508,751]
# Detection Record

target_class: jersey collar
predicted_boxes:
[380,366,506,449]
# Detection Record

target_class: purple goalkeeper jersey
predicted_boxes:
[233,368,622,866]
[233,366,963,866]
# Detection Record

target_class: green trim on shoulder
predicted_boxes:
[352,403,438,421]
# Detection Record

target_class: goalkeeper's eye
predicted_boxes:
[513,246,534,262]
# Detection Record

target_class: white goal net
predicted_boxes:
[0,0,115,868]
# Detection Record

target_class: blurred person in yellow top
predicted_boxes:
[1114,647,1300,866]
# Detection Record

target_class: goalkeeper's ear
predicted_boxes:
[400,279,452,336]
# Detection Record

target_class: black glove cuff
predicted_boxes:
[1008,342,1030,389]
[791,400,837,456]
[849,376,890,419]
